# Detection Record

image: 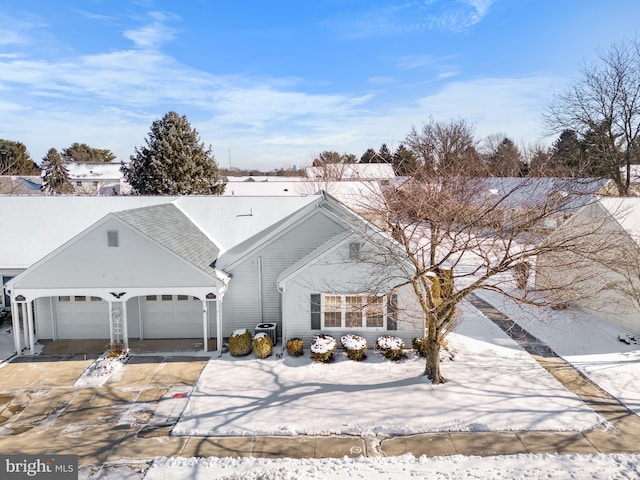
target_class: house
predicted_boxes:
[65,162,129,195]
[535,196,640,334]
[0,176,43,194]
[3,194,420,356]
[305,163,396,182]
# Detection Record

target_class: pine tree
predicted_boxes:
[378,143,393,163]
[122,112,226,195]
[0,139,39,175]
[62,143,116,163]
[359,148,378,163]
[392,144,420,176]
[42,148,74,194]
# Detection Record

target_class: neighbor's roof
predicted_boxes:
[305,163,396,180]
[65,162,124,180]
[597,196,640,243]
[0,195,321,269]
[0,176,43,195]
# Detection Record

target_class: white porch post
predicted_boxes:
[202,300,208,353]
[10,300,22,356]
[122,301,129,350]
[216,296,223,356]
[108,301,114,345]
[26,301,35,354]
[21,303,28,350]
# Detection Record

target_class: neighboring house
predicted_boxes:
[3,194,419,356]
[64,162,129,195]
[305,163,396,182]
[535,197,640,334]
[0,176,43,195]
[223,178,384,220]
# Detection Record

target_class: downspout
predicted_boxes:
[257,256,263,322]
[277,283,286,353]
[202,300,208,353]
[216,296,223,356]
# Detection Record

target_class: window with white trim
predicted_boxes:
[321,294,386,329]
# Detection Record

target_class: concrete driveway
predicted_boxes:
[0,350,208,465]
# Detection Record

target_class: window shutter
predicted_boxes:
[310,294,321,330]
[386,293,398,331]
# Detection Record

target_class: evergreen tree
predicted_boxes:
[392,144,420,176]
[359,148,378,163]
[41,148,73,194]
[484,137,526,177]
[378,143,393,163]
[0,139,39,175]
[62,142,116,163]
[122,111,225,195]
[548,129,583,175]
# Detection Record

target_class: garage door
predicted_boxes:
[141,295,203,338]
[55,296,110,339]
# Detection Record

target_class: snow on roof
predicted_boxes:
[65,162,124,179]
[597,196,640,241]
[173,195,320,253]
[305,163,396,180]
[225,176,306,182]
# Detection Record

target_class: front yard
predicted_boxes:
[174,301,602,437]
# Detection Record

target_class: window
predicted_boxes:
[146,295,157,301]
[321,294,386,329]
[161,295,173,301]
[90,297,102,302]
[58,296,70,302]
[349,242,361,260]
[107,230,119,247]
[177,295,189,301]
[74,296,86,302]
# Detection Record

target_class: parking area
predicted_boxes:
[0,347,209,465]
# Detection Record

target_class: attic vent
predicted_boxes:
[349,242,361,260]
[107,230,119,247]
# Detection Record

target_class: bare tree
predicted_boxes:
[354,173,613,384]
[545,39,640,195]
[404,118,484,176]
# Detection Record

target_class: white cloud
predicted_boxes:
[123,13,178,49]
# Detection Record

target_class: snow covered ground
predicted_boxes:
[138,453,640,480]
[0,315,16,364]
[477,290,640,416]
[174,301,603,436]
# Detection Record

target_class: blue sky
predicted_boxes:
[2,1,640,169]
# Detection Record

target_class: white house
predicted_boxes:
[64,162,128,195]
[535,196,640,333]
[305,163,396,182]
[3,194,420,356]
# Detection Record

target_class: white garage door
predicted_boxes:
[55,296,110,339]
[141,295,203,339]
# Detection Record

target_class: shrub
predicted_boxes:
[253,333,273,359]
[341,334,367,361]
[286,338,304,357]
[412,337,429,357]
[228,328,253,357]
[106,341,127,358]
[310,334,337,363]
[376,335,405,361]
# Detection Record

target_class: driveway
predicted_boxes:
[0,351,208,465]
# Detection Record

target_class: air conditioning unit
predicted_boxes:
[255,323,277,346]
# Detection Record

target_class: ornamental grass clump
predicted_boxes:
[412,337,429,358]
[286,337,304,357]
[341,334,367,361]
[228,328,253,357]
[252,333,273,359]
[310,334,337,363]
[376,335,405,361]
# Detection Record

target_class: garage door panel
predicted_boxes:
[55,297,109,339]
[141,296,202,339]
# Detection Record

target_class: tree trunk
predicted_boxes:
[424,321,447,384]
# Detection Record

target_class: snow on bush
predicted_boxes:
[341,334,367,361]
[377,335,405,361]
[252,332,273,359]
[310,334,337,363]
[232,328,250,338]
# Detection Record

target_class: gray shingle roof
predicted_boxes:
[114,203,220,275]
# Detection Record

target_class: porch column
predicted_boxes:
[108,301,114,345]
[10,300,22,356]
[202,300,208,353]
[216,296,223,356]
[21,303,28,350]
[26,301,35,354]
[121,301,129,350]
